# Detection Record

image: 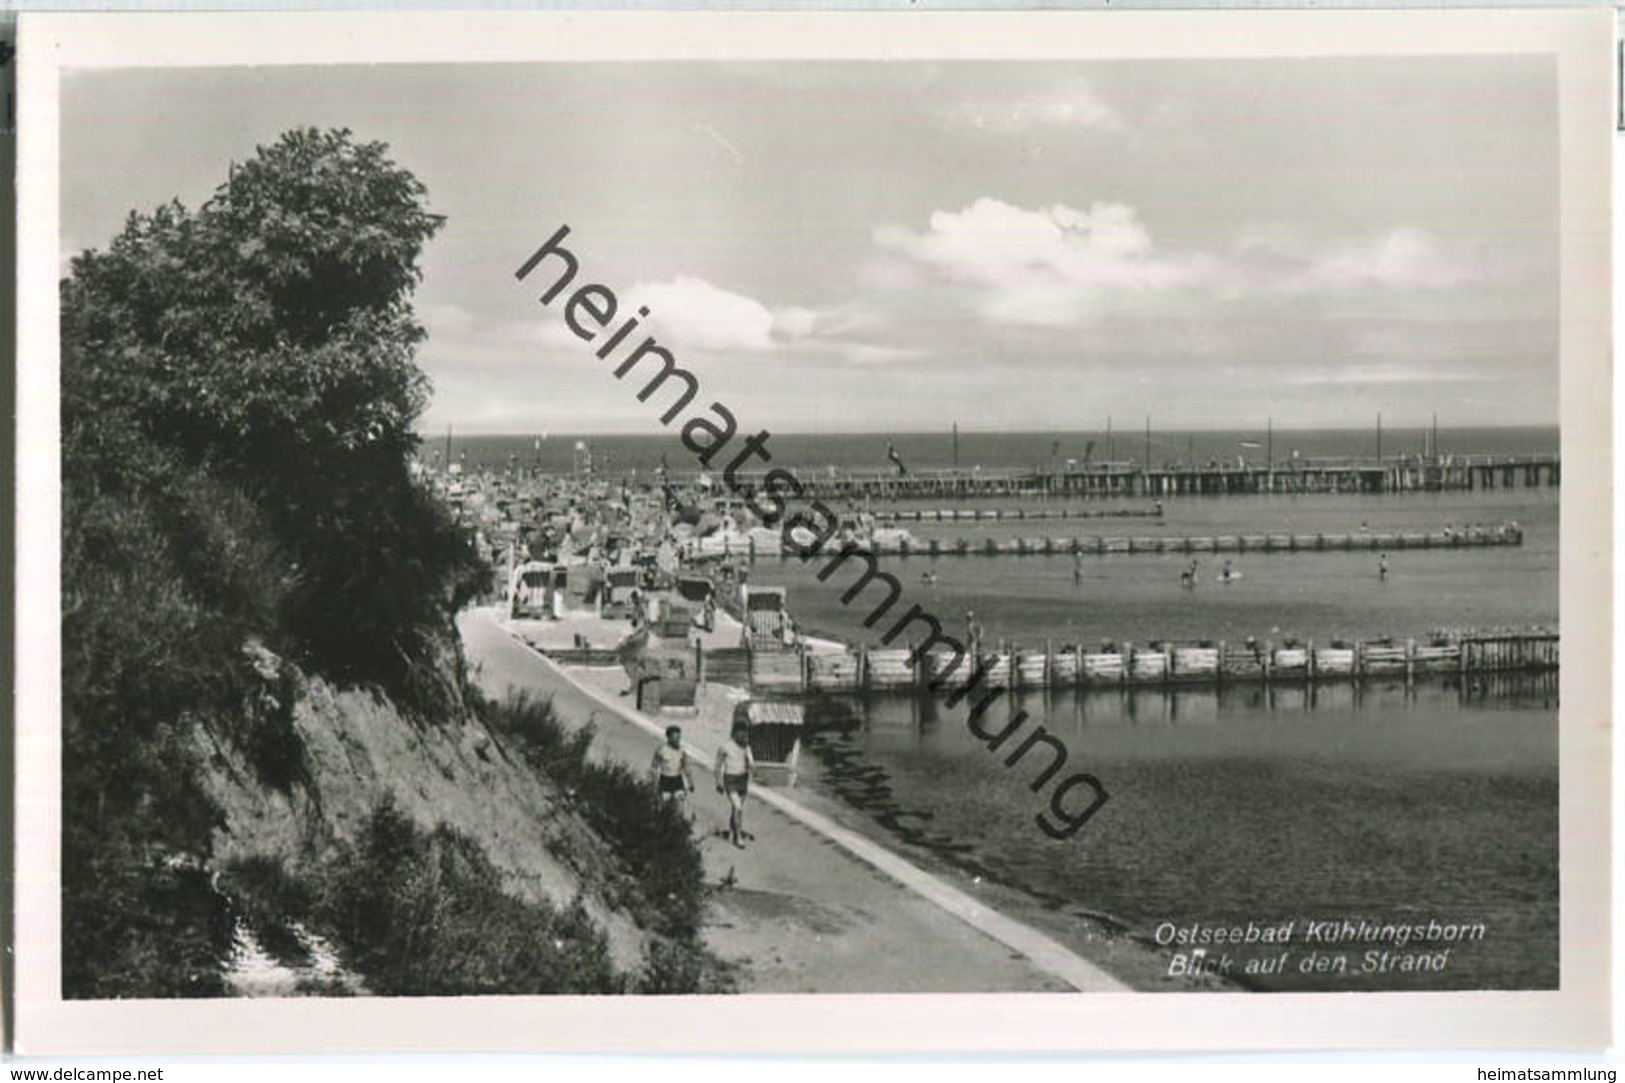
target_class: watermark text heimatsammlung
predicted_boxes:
[516,225,1109,839]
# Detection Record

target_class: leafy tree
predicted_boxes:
[64,126,484,706]
[60,128,486,996]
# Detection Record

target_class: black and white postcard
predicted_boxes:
[11,8,1613,1055]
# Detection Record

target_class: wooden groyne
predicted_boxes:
[691,632,1557,696]
[697,524,1524,560]
[871,506,1164,523]
[855,671,1559,721]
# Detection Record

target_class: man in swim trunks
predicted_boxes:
[651,725,695,815]
[714,722,756,849]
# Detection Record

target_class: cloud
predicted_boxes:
[429,284,816,358]
[875,198,1212,326]
[424,283,919,390]
[1234,223,1478,291]
[877,199,1139,282]
[876,199,1491,331]
[945,78,1122,133]
[771,305,818,339]
[1307,227,1475,290]
[628,276,781,352]
[624,282,913,364]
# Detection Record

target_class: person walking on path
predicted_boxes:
[651,724,696,816]
[715,722,756,849]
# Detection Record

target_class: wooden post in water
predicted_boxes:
[1267,416,1274,492]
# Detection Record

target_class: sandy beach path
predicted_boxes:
[459,607,1128,993]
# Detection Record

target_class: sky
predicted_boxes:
[60,57,1559,434]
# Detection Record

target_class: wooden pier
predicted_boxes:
[666,453,1559,501]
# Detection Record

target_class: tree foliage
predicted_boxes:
[60,128,486,996]
[64,129,443,467]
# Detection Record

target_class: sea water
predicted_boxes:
[798,677,1556,992]
[759,483,1558,992]
[750,489,1557,648]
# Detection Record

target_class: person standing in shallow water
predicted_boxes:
[1379,553,1390,581]
[715,722,756,849]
